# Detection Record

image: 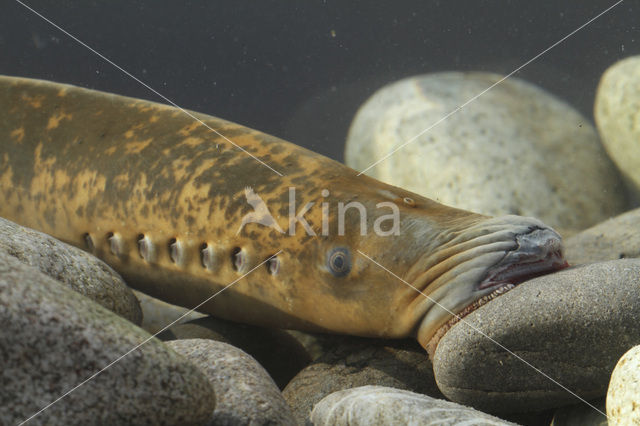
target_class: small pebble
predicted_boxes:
[166,339,296,426]
[134,289,205,334]
[607,345,640,425]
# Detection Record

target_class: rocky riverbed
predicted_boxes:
[2,56,640,425]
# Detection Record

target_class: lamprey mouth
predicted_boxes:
[424,225,568,359]
[478,248,567,290]
[479,226,567,290]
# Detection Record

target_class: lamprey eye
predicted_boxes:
[327,247,351,277]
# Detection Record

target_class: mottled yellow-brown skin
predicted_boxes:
[0,76,563,354]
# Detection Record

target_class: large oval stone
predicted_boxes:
[565,207,640,265]
[310,386,518,425]
[167,339,296,426]
[433,259,640,413]
[0,216,141,324]
[595,55,640,197]
[0,252,214,425]
[161,316,310,389]
[345,72,626,230]
[133,289,205,334]
[283,337,442,424]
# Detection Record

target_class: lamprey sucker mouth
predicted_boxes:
[422,224,568,359]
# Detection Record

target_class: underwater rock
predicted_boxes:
[433,259,640,413]
[595,55,640,198]
[606,345,640,425]
[285,329,341,361]
[134,289,205,334]
[160,316,311,388]
[282,337,442,424]
[310,385,517,425]
[564,207,640,265]
[0,216,141,324]
[345,72,625,231]
[166,339,296,426]
[0,252,214,426]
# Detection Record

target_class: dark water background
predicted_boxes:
[1,1,638,162]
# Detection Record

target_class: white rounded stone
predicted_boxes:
[595,55,640,197]
[345,72,626,231]
[607,345,640,425]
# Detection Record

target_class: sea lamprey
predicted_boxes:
[0,75,567,356]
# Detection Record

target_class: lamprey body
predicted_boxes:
[0,76,567,355]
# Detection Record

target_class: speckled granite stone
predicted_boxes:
[283,337,442,424]
[310,386,518,425]
[595,55,640,197]
[345,72,625,231]
[0,216,141,324]
[607,345,640,424]
[0,252,214,425]
[167,339,296,426]
[564,207,640,266]
[161,316,311,388]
